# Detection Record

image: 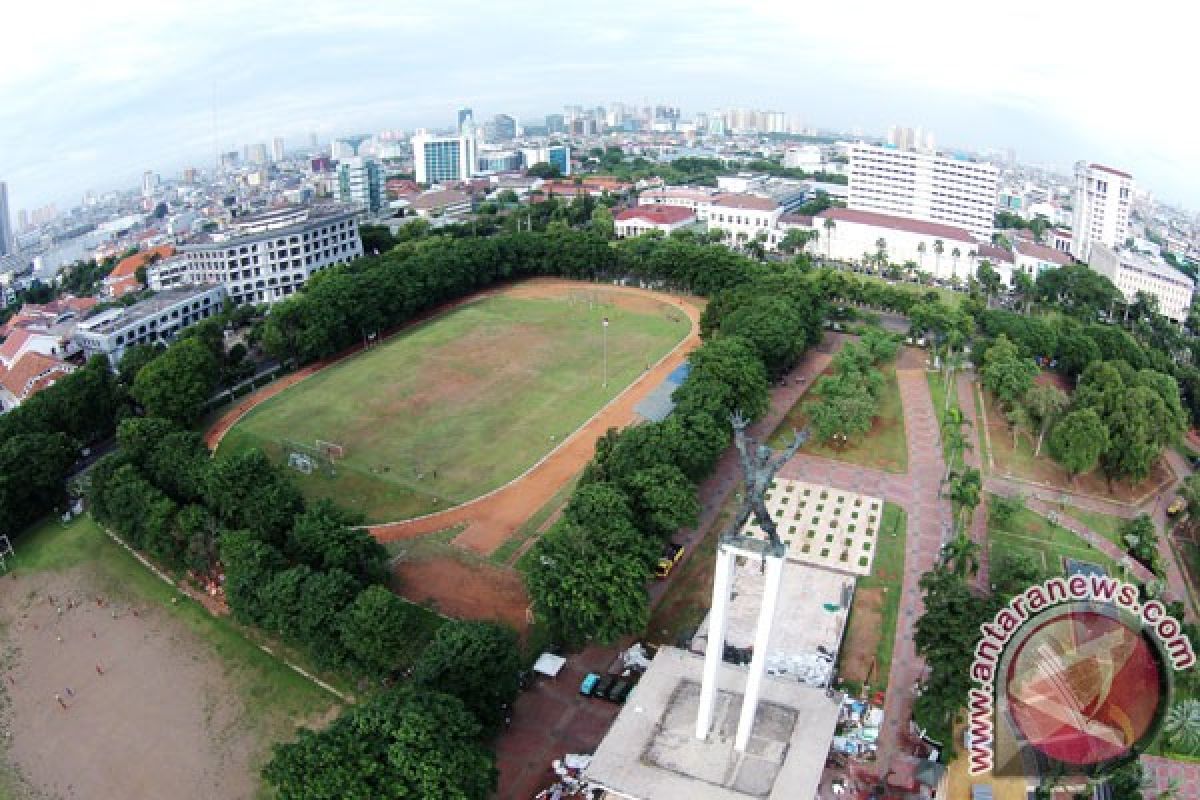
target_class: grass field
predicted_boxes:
[987,496,1120,576]
[218,289,688,523]
[768,365,908,473]
[0,516,341,799]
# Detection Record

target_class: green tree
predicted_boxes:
[413,620,521,733]
[131,337,220,425]
[262,688,496,800]
[1164,699,1200,753]
[948,467,982,530]
[1102,386,1167,482]
[808,373,878,445]
[339,586,430,679]
[219,530,287,624]
[1119,514,1160,573]
[287,500,387,587]
[590,206,614,239]
[941,532,980,578]
[259,565,359,667]
[0,433,77,534]
[205,450,304,547]
[980,334,1038,409]
[1024,384,1069,456]
[1048,408,1109,480]
[976,261,1002,301]
[621,464,700,541]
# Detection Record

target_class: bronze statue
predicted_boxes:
[725,410,807,558]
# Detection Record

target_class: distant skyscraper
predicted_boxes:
[1071,162,1133,263]
[336,157,384,213]
[0,181,11,257]
[487,114,517,142]
[272,137,286,163]
[249,143,269,165]
[16,208,29,233]
[545,114,566,134]
[457,107,474,134]
[141,171,160,198]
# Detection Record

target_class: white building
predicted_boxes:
[614,206,698,238]
[637,186,719,213]
[699,194,784,248]
[145,255,192,291]
[412,132,476,184]
[176,205,362,306]
[1090,243,1194,323]
[1013,237,1073,280]
[813,207,978,281]
[72,284,227,368]
[782,145,823,170]
[848,142,999,238]
[1071,163,1133,263]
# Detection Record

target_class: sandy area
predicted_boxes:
[0,570,258,800]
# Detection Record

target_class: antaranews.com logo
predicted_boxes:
[967,574,1195,780]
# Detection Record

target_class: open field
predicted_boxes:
[983,390,1175,504]
[0,516,340,800]
[768,365,908,474]
[838,502,906,692]
[217,285,689,523]
[987,497,1120,576]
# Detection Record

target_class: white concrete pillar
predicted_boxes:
[734,554,784,752]
[695,546,736,740]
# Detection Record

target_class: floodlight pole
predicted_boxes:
[602,316,609,388]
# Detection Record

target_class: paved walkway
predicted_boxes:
[1144,755,1200,800]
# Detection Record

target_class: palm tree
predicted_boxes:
[949,468,983,531]
[1165,699,1200,753]
[823,217,836,259]
[968,249,978,277]
[941,531,981,578]
[875,237,888,270]
[917,241,927,270]
[951,247,962,281]
[933,239,945,279]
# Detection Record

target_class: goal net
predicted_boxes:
[282,439,336,477]
[316,440,346,460]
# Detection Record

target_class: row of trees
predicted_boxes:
[807,329,899,445]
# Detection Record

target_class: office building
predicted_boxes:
[1090,243,1194,323]
[73,285,227,368]
[545,114,566,134]
[848,143,999,239]
[487,114,518,142]
[272,137,286,163]
[1070,163,1133,263]
[177,205,362,306]
[477,149,522,173]
[457,107,474,133]
[141,171,160,198]
[412,132,476,184]
[336,157,384,213]
[520,145,570,176]
[249,143,269,165]
[0,181,11,257]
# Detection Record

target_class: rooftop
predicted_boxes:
[0,351,74,401]
[976,243,1014,264]
[1014,238,1072,266]
[615,206,696,224]
[816,207,976,243]
[408,189,472,211]
[180,204,358,247]
[107,244,175,281]
[710,193,780,212]
[76,285,223,335]
[585,647,840,800]
[1090,163,1132,180]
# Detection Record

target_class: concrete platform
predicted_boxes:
[586,647,841,800]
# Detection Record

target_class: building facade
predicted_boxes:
[177,205,362,306]
[72,284,227,368]
[1070,163,1133,263]
[520,145,571,176]
[847,143,999,239]
[412,132,476,184]
[698,194,784,248]
[813,207,978,282]
[1090,243,1194,323]
[336,157,384,213]
[0,181,11,257]
[614,206,698,238]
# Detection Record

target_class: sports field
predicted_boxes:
[218,284,690,523]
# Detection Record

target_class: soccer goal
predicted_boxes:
[288,453,317,475]
[282,439,337,477]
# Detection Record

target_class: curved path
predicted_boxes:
[371,282,704,555]
[204,279,705,556]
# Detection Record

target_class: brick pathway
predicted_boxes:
[1144,755,1200,800]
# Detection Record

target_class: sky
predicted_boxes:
[1,0,1195,214]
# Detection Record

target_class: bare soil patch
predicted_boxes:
[839,587,884,685]
[394,558,530,631]
[0,569,258,800]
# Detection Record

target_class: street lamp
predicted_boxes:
[602,316,609,388]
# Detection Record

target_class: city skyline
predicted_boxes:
[1,0,1195,212]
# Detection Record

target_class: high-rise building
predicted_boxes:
[248,143,269,165]
[336,157,384,213]
[520,145,571,177]
[412,132,476,184]
[487,114,518,142]
[16,208,29,233]
[272,137,286,163]
[457,107,474,134]
[141,171,161,198]
[0,181,11,257]
[1070,162,1132,263]
[545,114,566,134]
[847,142,999,239]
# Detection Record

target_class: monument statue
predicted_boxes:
[726,410,808,558]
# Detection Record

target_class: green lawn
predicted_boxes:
[218,291,688,523]
[839,502,907,693]
[0,516,342,798]
[987,497,1120,576]
[1056,505,1126,547]
[769,365,908,473]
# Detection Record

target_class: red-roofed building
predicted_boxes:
[614,206,698,238]
[102,245,175,299]
[0,351,76,411]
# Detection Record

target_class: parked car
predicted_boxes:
[591,674,617,699]
[605,679,632,703]
[655,542,685,579]
[580,673,600,696]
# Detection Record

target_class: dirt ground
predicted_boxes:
[838,588,884,685]
[0,570,258,800]
[394,558,531,631]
